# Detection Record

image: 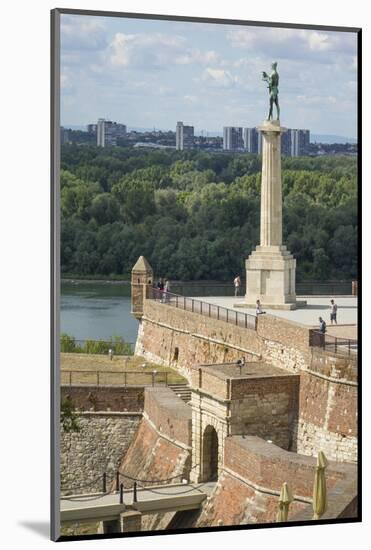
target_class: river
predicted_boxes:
[61,281,138,343]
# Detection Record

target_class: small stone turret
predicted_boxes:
[131,256,154,320]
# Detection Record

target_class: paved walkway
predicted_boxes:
[190,296,358,330]
[61,482,215,523]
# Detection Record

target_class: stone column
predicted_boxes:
[241,120,302,310]
[260,121,284,247]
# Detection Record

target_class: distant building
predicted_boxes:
[223,127,244,151]
[243,128,262,154]
[281,131,291,156]
[87,123,97,135]
[176,121,194,150]
[290,129,310,156]
[97,119,127,147]
[60,126,69,145]
[281,129,310,157]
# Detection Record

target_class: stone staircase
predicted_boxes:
[168,383,192,403]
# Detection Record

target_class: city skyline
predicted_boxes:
[61,14,357,138]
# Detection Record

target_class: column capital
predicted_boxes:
[257,120,287,133]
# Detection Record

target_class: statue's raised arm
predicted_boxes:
[262,62,280,121]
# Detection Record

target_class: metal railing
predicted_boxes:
[311,331,357,356]
[61,369,170,387]
[170,280,354,297]
[150,288,257,331]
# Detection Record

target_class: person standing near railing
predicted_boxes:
[330,299,338,325]
[318,316,327,348]
[155,278,164,301]
[319,317,327,333]
[234,275,241,297]
[163,279,170,303]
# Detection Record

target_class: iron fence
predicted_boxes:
[311,331,357,356]
[150,288,257,331]
[61,369,170,387]
[170,280,354,297]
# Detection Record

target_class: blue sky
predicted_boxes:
[60,14,358,137]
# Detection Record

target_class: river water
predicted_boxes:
[61,282,139,343]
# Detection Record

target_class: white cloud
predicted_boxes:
[108,32,222,69]
[61,15,107,51]
[202,67,237,87]
[184,95,198,102]
[226,26,356,61]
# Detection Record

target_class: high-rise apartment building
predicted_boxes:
[290,129,310,156]
[223,127,244,151]
[60,126,69,145]
[87,123,97,135]
[243,128,262,154]
[281,129,310,156]
[176,121,194,150]
[97,119,127,147]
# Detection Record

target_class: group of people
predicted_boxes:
[155,278,171,302]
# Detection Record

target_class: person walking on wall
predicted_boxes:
[256,299,266,315]
[330,299,338,325]
[234,275,241,297]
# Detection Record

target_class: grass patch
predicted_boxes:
[61,353,186,385]
[60,521,99,536]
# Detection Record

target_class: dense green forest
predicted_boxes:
[61,144,358,281]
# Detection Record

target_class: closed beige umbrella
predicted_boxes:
[313,451,328,520]
[276,482,293,522]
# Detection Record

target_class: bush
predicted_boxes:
[60,334,133,355]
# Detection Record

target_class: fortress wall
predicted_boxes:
[294,349,357,462]
[295,371,357,462]
[116,417,191,490]
[144,387,192,447]
[137,301,357,461]
[137,300,312,380]
[191,368,229,400]
[136,300,263,379]
[196,435,357,527]
[117,387,192,489]
[196,470,307,527]
[61,385,144,412]
[61,412,141,496]
[229,377,300,450]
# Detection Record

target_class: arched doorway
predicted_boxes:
[202,425,219,481]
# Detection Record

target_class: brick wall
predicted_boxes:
[137,301,313,380]
[144,387,192,447]
[117,417,191,489]
[61,385,144,412]
[197,435,357,527]
[229,380,299,450]
[137,300,357,462]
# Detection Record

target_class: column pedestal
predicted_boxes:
[244,245,297,309]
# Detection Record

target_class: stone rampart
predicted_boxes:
[136,300,357,462]
[196,435,357,527]
[61,385,144,412]
[137,300,312,380]
[144,387,192,447]
[61,412,141,496]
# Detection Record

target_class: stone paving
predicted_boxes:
[190,295,358,331]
